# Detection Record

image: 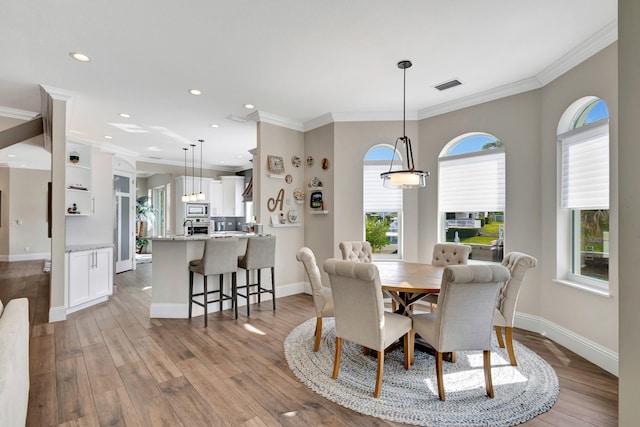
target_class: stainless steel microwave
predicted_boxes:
[186,202,209,218]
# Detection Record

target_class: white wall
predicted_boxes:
[0,167,9,257]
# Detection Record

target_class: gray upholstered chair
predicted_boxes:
[237,235,277,317]
[323,259,413,398]
[411,264,510,401]
[296,247,334,351]
[189,237,239,325]
[421,243,473,310]
[494,252,537,366]
[338,241,373,263]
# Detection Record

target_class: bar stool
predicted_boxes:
[189,237,239,326]
[237,235,276,316]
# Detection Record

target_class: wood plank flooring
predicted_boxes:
[0,260,618,426]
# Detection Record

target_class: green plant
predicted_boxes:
[136,197,155,238]
[136,237,148,249]
[366,217,390,253]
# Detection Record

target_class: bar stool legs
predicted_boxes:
[239,266,275,316]
[189,270,236,326]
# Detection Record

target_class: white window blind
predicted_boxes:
[439,149,505,212]
[364,164,402,211]
[560,120,609,209]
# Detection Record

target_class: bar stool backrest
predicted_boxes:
[199,238,240,276]
[239,235,276,270]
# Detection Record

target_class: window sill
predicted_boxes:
[553,279,611,298]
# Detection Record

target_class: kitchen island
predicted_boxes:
[149,233,252,318]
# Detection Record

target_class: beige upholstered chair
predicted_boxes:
[189,237,239,325]
[237,235,277,317]
[323,259,413,398]
[421,243,473,310]
[411,264,510,401]
[494,252,537,366]
[338,241,373,263]
[296,247,334,352]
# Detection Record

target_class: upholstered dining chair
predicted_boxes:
[338,241,373,263]
[420,243,473,311]
[323,259,413,398]
[296,247,334,352]
[237,235,277,317]
[494,251,537,366]
[189,237,239,326]
[411,264,510,401]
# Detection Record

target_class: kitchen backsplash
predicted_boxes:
[211,216,244,231]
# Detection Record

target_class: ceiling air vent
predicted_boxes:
[434,79,462,91]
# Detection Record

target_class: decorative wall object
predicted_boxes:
[321,158,330,170]
[285,174,293,184]
[288,209,299,223]
[267,155,285,175]
[310,177,322,188]
[267,188,285,212]
[291,155,301,167]
[293,188,305,202]
[306,156,314,166]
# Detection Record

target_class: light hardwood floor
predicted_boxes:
[0,260,618,426]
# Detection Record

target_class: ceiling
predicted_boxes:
[0,1,617,173]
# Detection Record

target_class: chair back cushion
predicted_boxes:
[432,265,509,352]
[193,237,239,276]
[497,252,538,326]
[431,243,472,266]
[338,241,373,263]
[296,247,330,315]
[323,259,385,350]
[238,235,276,269]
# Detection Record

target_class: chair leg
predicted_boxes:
[505,327,517,366]
[271,266,276,311]
[436,352,445,401]
[233,272,238,320]
[257,268,262,304]
[188,271,194,319]
[483,350,494,398]
[332,337,342,379]
[246,270,250,317]
[219,274,224,312]
[495,325,505,348]
[313,317,323,352]
[403,331,411,370]
[203,275,208,327]
[374,351,384,398]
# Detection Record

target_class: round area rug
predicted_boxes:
[284,318,559,427]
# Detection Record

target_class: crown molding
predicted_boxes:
[40,84,74,102]
[248,110,304,132]
[536,19,618,86]
[0,107,39,120]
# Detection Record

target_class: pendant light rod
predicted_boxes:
[197,139,206,200]
[190,143,196,200]
[181,147,189,202]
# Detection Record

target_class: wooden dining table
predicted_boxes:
[375,261,445,315]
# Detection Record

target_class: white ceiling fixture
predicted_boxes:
[189,89,202,96]
[119,113,130,118]
[69,51,91,62]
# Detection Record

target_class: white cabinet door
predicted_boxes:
[209,180,223,216]
[221,176,245,217]
[67,247,113,311]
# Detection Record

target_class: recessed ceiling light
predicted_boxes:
[244,104,255,109]
[104,135,113,139]
[119,113,130,118]
[236,155,243,158]
[210,124,219,128]
[219,161,225,164]
[8,154,16,158]
[69,52,91,62]
[189,89,202,95]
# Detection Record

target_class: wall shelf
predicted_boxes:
[308,210,329,215]
[270,222,301,228]
[268,173,286,179]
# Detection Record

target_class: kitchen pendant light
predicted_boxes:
[197,139,206,200]
[380,60,430,189]
[181,148,189,202]
[189,144,198,201]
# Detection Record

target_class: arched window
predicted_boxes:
[363,146,402,259]
[438,133,505,262]
[558,97,609,289]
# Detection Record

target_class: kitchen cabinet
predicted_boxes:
[209,179,223,215]
[66,246,113,313]
[65,141,93,216]
[221,176,245,217]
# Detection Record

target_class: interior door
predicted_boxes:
[114,173,134,273]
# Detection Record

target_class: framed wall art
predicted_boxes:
[267,155,285,175]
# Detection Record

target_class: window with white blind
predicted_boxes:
[558,107,610,288]
[438,134,505,262]
[363,146,402,259]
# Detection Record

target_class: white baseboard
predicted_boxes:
[150,281,308,319]
[48,305,67,323]
[1,252,51,262]
[515,312,619,376]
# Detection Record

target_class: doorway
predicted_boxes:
[114,172,134,273]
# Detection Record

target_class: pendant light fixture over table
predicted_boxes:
[181,147,189,202]
[380,60,430,188]
[197,139,206,200]
[189,143,197,201]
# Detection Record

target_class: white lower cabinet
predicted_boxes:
[67,247,113,313]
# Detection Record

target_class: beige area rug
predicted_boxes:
[284,318,559,427]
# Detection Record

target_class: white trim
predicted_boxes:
[515,312,618,376]
[48,305,67,323]
[553,278,611,297]
[248,110,304,132]
[0,107,39,120]
[66,296,109,314]
[4,252,51,262]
